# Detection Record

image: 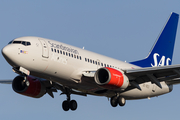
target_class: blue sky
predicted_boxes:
[0,1,180,120]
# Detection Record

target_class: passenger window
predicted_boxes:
[66,52,68,56]
[74,55,76,58]
[71,54,73,57]
[80,56,81,60]
[93,60,94,64]
[54,49,56,53]
[104,64,106,67]
[63,51,65,55]
[51,48,53,52]
[85,58,87,61]
[77,56,79,59]
[101,63,103,66]
[90,59,92,63]
[60,50,62,54]
[69,53,71,57]
[57,50,59,53]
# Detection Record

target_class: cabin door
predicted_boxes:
[39,39,49,58]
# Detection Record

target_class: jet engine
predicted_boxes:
[12,75,46,98]
[94,67,129,90]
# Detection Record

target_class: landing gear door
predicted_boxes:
[39,39,49,58]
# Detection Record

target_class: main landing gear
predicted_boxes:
[110,96,126,107]
[62,95,77,111]
[54,84,86,111]
[61,88,78,111]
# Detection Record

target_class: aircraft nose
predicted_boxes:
[1,45,16,66]
[2,45,11,58]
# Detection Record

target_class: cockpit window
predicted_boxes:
[9,40,31,46]
[22,41,26,45]
[8,40,13,44]
[26,42,31,46]
[13,41,22,44]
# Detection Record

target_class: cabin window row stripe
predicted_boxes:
[51,48,81,60]
[84,57,119,69]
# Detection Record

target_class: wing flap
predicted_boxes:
[165,78,180,85]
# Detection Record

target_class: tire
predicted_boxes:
[70,100,77,111]
[118,97,126,106]
[110,96,118,107]
[62,100,69,111]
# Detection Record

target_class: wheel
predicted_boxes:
[118,97,126,106]
[70,100,77,111]
[110,96,118,107]
[62,100,70,111]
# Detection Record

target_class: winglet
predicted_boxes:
[130,12,179,67]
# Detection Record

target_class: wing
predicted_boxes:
[0,78,86,98]
[124,64,180,89]
[0,80,13,84]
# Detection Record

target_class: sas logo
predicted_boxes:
[151,53,171,67]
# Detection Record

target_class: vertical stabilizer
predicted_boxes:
[130,12,179,67]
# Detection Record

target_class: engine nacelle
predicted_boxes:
[94,67,129,90]
[12,75,46,98]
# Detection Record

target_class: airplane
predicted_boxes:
[1,12,180,111]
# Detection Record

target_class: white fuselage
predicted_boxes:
[2,36,172,99]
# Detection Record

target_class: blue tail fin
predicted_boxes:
[130,12,179,68]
